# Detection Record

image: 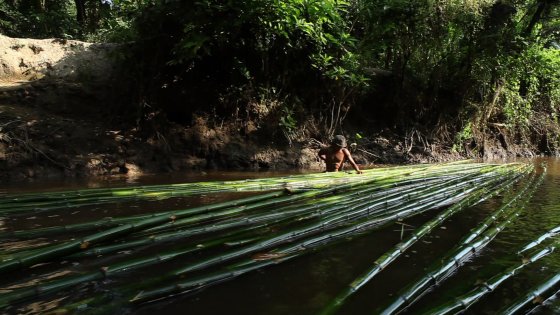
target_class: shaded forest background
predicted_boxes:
[1,0,560,172]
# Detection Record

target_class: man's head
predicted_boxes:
[331,135,347,148]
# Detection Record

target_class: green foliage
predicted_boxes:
[279,106,298,143]
[123,0,368,128]
[352,0,498,128]
[0,2,23,36]
[0,0,145,40]
[267,0,363,84]
[160,0,359,80]
[3,0,560,152]
[0,1,79,38]
[452,121,474,153]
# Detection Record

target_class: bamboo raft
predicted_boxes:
[0,160,558,314]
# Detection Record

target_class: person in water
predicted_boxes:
[318,135,363,174]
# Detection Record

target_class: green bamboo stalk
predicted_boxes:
[125,167,518,305]
[69,230,262,259]
[420,247,556,315]
[2,190,288,239]
[378,169,544,315]
[2,169,409,272]
[499,273,560,315]
[0,163,524,312]
[0,175,446,306]
[0,189,298,273]
[0,165,424,211]
[167,171,503,278]
[517,225,560,255]
[0,170,468,266]
[124,191,467,305]
[318,167,532,315]
[131,168,520,282]
[2,165,520,270]
[0,162,500,215]
[138,174,452,236]
[382,236,496,314]
[3,166,480,253]
[458,171,538,246]
[94,166,525,306]
[0,226,272,308]
[0,234,244,308]
[524,287,560,314]
[66,177,452,259]
[0,212,324,308]
[337,168,521,227]
[3,170,442,239]
[120,175,483,304]
[381,210,539,315]
[2,163,436,235]
[128,254,297,304]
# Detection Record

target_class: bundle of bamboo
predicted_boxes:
[377,169,545,315]
[0,161,541,314]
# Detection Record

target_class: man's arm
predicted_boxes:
[342,148,363,174]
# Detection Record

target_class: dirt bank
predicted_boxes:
[0,83,465,182]
[0,35,537,182]
[0,86,328,181]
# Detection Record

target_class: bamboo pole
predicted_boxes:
[125,168,523,304]
[0,162,499,215]
[499,273,560,315]
[1,168,411,271]
[318,166,532,315]
[0,234,249,308]
[0,189,296,273]
[2,166,483,259]
[0,164,430,213]
[517,225,560,255]
[123,169,520,303]
[420,247,556,315]
[169,175,486,277]
[43,176,465,259]
[0,162,529,311]
[378,169,544,315]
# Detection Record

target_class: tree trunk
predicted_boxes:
[524,0,546,36]
[75,0,86,25]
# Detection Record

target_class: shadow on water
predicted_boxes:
[1,159,560,314]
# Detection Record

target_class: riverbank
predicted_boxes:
[0,84,521,182]
[0,35,544,181]
[0,82,467,181]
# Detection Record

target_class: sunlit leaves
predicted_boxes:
[264,0,358,82]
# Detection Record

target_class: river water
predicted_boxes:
[1,159,559,314]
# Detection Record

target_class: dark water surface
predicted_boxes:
[1,160,559,314]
